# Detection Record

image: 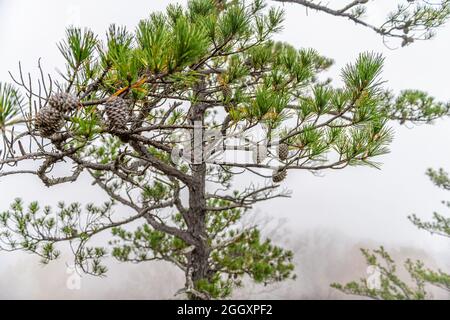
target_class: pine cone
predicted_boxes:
[272,167,287,183]
[48,92,80,113]
[105,97,129,130]
[35,106,63,137]
[221,84,232,101]
[278,143,289,161]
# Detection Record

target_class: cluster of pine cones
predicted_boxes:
[35,94,130,137]
[272,143,289,183]
[35,92,80,137]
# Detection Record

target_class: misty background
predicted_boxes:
[0,0,449,299]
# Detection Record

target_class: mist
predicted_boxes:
[0,0,449,299]
[1,228,448,299]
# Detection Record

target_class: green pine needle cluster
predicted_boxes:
[332,168,450,299]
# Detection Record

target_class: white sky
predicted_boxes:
[0,0,449,298]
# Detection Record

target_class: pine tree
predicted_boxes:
[331,169,450,299]
[0,0,449,299]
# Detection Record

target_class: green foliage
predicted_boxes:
[196,274,233,299]
[218,3,250,40]
[381,90,450,124]
[408,168,450,239]
[0,181,295,298]
[386,1,450,45]
[111,198,295,298]
[211,228,294,283]
[169,16,209,71]
[409,212,450,239]
[0,82,23,130]
[136,12,209,73]
[272,0,450,47]
[103,25,140,87]
[70,106,100,140]
[408,260,450,292]
[111,224,189,266]
[342,52,384,95]
[142,182,169,202]
[247,86,289,126]
[426,168,450,191]
[333,168,450,299]
[58,28,98,71]
[331,247,428,300]
[0,199,114,275]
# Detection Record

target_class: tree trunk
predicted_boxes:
[187,160,209,289]
[185,78,211,299]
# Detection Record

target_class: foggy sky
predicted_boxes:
[0,0,449,299]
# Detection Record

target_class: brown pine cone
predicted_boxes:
[48,92,80,113]
[35,106,64,137]
[272,167,287,183]
[278,143,289,161]
[105,97,129,130]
